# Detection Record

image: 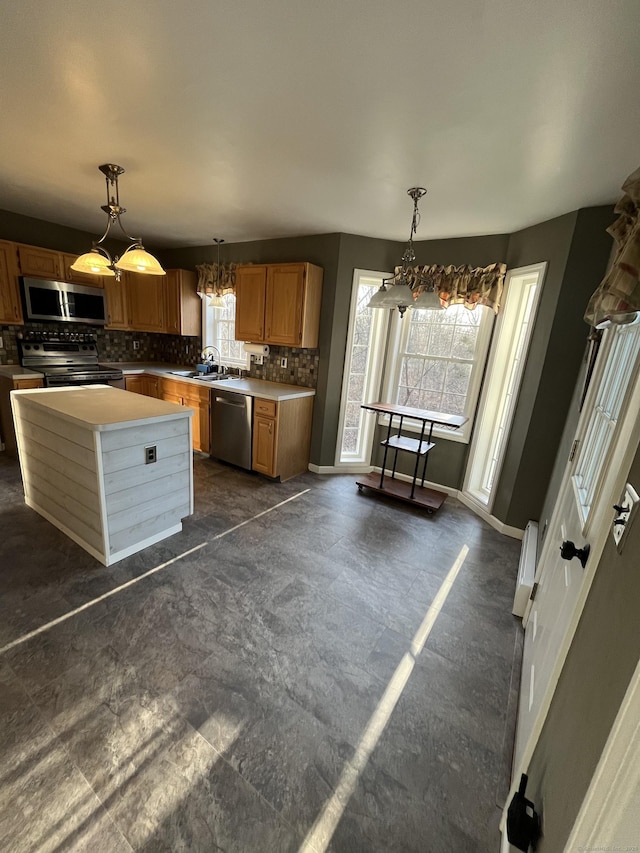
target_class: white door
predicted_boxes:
[514,317,640,771]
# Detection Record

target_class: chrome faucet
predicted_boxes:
[200,345,224,373]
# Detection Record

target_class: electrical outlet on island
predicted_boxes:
[133,340,140,351]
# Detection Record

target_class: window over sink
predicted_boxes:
[202,293,246,368]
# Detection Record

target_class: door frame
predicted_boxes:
[502,323,640,833]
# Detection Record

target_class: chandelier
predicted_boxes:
[71,164,165,281]
[367,187,443,316]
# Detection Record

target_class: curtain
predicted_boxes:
[584,166,640,327]
[408,262,506,312]
[196,262,237,297]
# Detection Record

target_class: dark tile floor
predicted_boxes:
[0,452,523,852]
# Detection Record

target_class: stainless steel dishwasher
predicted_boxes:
[210,389,253,470]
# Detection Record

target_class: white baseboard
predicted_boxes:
[306,465,525,540]
[457,491,524,539]
[308,463,373,474]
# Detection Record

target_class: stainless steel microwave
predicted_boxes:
[20,277,107,325]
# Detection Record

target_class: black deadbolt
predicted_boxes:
[560,540,590,568]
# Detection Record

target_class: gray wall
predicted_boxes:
[525,444,640,852]
[493,206,614,529]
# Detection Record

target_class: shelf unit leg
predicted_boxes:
[410,420,427,500]
[380,413,394,489]
[420,421,435,488]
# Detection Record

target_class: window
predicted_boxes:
[573,314,640,523]
[336,271,390,465]
[384,303,494,442]
[463,263,545,508]
[202,293,246,367]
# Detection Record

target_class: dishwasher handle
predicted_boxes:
[214,396,247,407]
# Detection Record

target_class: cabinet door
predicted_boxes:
[253,414,277,476]
[17,245,62,279]
[235,265,267,342]
[0,241,23,324]
[164,270,201,337]
[60,253,104,287]
[145,376,160,398]
[264,264,305,346]
[125,376,148,395]
[127,272,165,332]
[104,277,129,329]
[163,270,181,335]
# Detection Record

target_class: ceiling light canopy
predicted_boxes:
[368,187,443,315]
[71,164,165,281]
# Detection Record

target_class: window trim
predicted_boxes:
[380,302,495,443]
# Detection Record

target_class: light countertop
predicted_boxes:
[106,363,316,401]
[0,365,43,380]
[11,385,193,430]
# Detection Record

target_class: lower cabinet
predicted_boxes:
[124,375,159,397]
[126,375,209,452]
[159,378,210,454]
[252,395,314,481]
[0,375,44,457]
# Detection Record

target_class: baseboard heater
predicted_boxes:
[512,520,538,618]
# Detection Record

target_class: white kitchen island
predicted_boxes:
[11,385,194,566]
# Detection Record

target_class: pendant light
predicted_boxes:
[71,164,165,281]
[368,186,443,315]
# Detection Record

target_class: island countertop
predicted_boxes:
[11,384,193,429]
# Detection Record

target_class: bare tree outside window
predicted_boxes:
[396,305,483,416]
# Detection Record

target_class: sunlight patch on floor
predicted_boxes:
[298,545,470,853]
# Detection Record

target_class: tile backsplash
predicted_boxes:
[0,323,202,366]
[0,325,319,388]
[245,346,318,388]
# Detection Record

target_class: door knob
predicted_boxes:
[560,540,590,568]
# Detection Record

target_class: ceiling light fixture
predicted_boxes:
[368,187,443,315]
[71,164,165,281]
[208,238,227,308]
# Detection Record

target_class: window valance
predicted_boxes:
[408,262,506,313]
[196,262,237,297]
[584,166,640,327]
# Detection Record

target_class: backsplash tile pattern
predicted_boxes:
[0,325,318,388]
[246,346,318,388]
[0,323,201,367]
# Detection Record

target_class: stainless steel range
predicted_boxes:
[17,331,125,388]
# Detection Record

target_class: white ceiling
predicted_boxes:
[1,0,639,247]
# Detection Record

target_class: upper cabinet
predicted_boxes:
[17,244,63,280]
[104,276,129,329]
[164,269,201,337]
[235,262,322,347]
[0,240,23,324]
[126,272,165,333]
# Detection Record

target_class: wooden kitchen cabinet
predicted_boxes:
[252,395,313,481]
[104,276,130,329]
[0,374,44,456]
[235,265,267,342]
[163,269,201,336]
[17,244,63,280]
[159,377,210,453]
[125,374,160,398]
[126,272,165,333]
[235,262,322,347]
[0,240,23,324]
